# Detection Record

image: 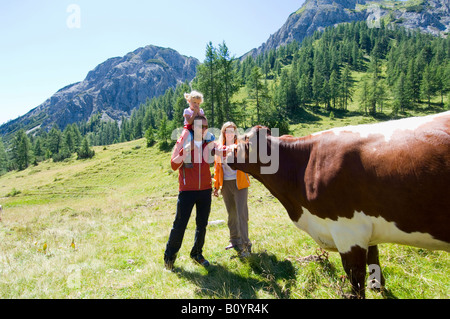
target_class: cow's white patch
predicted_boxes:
[312,111,449,143]
[294,209,450,254]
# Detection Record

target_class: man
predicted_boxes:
[164,115,215,270]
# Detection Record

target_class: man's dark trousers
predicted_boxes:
[165,189,212,261]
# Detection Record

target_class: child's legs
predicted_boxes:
[180,129,193,163]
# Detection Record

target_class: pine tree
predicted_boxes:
[33,137,44,161]
[352,42,362,70]
[359,27,371,53]
[63,125,76,153]
[248,66,266,123]
[359,77,370,115]
[445,63,450,108]
[120,117,132,142]
[322,79,331,111]
[287,68,299,115]
[133,116,143,140]
[340,65,353,110]
[406,60,421,104]
[434,64,446,107]
[217,42,240,122]
[145,126,156,147]
[13,129,33,170]
[375,79,387,113]
[195,42,241,127]
[366,75,386,115]
[52,126,74,162]
[202,42,218,127]
[329,70,340,109]
[77,137,95,160]
[163,87,175,121]
[368,56,381,80]
[173,96,187,127]
[0,137,8,174]
[158,115,170,150]
[71,124,82,150]
[394,74,409,113]
[47,125,62,155]
[421,64,436,108]
[312,69,323,107]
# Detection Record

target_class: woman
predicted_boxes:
[213,122,252,256]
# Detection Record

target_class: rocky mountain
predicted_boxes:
[245,0,449,58]
[0,45,199,137]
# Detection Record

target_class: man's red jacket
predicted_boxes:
[170,135,213,192]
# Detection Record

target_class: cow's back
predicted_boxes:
[303,112,450,250]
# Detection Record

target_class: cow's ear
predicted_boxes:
[258,126,271,137]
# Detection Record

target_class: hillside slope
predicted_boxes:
[0,136,449,299]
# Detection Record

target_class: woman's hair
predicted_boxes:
[218,121,238,146]
[184,90,204,103]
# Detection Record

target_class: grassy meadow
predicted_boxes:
[1,111,449,299]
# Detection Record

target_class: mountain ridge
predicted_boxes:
[1,45,199,137]
[243,0,449,59]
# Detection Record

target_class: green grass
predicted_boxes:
[1,129,449,299]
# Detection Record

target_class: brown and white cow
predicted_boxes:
[227,111,450,298]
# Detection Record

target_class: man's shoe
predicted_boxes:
[164,256,176,271]
[191,255,210,267]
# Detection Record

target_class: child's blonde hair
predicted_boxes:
[184,90,204,103]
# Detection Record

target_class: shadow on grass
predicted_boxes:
[174,250,399,299]
[174,252,296,299]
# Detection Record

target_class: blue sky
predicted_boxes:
[0,0,303,125]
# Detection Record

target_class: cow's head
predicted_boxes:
[226,125,279,175]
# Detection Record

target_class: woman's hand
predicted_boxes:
[213,188,219,197]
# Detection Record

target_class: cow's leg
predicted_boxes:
[367,245,385,290]
[339,245,367,299]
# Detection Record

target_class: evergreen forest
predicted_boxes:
[1,21,449,174]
